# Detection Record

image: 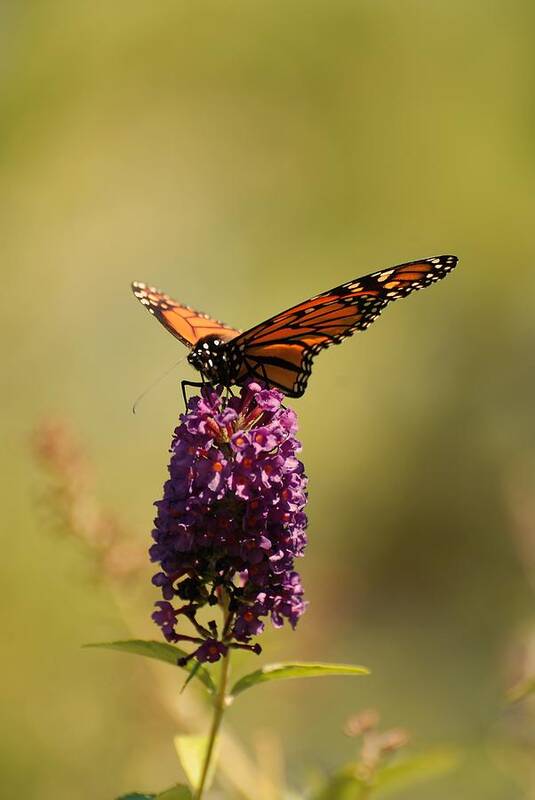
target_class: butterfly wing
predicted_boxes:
[231,255,458,397]
[131,282,241,347]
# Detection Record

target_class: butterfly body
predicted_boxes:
[187,335,241,386]
[132,255,458,398]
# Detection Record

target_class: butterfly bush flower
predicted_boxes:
[150,382,308,663]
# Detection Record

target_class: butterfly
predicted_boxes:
[132,254,458,399]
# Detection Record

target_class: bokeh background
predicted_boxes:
[2,2,535,798]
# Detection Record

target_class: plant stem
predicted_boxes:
[195,650,231,800]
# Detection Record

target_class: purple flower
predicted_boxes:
[195,639,228,663]
[233,607,265,640]
[151,601,178,641]
[149,381,308,662]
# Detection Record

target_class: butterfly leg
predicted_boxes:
[181,380,205,409]
[259,362,270,388]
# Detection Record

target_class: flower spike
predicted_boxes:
[150,381,308,662]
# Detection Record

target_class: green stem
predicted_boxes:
[195,649,231,800]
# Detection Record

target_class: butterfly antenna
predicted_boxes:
[132,354,188,414]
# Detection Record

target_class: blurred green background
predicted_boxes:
[2,1,535,798]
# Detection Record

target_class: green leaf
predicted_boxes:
[180,660,202,695]
[311,749,459,800]
[116,794,156,799]
[174,735,218,792]
[374,748,460,796]
[84,640,215,693]
[506,676,535,704]
[311,768,369,800]
[230,661,369,697]
[116,787,192,800]
[157,787,193,800]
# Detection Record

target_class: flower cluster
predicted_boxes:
[150,382,308,663]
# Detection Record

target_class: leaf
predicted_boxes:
[84,640,215,693]
[506,676,535,704]
[157,787,193,800]
[374,748,460,796]
[180,661,202,695]
[311,749,459,800]
[311,769,369,800]
[174,734,218,792]
[230,661,369,697]
[116,787,192,800]
[116,794,156,799]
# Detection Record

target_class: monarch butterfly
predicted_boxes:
[132,254,458,400]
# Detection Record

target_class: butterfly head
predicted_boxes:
[187,335,237,385]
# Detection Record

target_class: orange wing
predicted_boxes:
[231,255,458,397]
[131,282,241,347]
